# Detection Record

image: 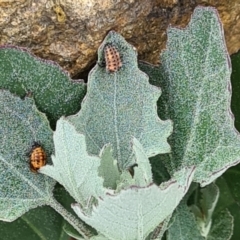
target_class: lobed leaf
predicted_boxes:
[144,6,240,186]
[0,90,55,221]
[68,31,173,170]
[40,118,105,208]
[72,167,195,240]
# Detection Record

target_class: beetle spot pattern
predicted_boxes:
[30,143,47,173]
[104,45,122,72]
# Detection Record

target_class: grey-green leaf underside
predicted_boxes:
[116,137,153,191]
[98,144,121,190]
[0,47,86,123]
[68,31,172,170]
[72,167,195,240]
[148,6,240,186]
[0,90,55,222]
[40,118,105,208]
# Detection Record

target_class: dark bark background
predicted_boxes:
[1,0,239,77]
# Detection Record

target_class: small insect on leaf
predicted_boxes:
[104,45,122,72]
[29,142,47,173]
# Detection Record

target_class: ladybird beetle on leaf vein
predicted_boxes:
[29,143,47,173]
[104,45,122,72]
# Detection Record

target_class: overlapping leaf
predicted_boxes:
[167,202,204,240]
[98,144,121,190]
[216,164,240,239]
[0,47,86,124]
[72,166,195,240]
[0,90,55,221]
[144,6,240,186]
[168,184,233,240]
[190,183,219,237]
[116,137,153,190]
[68,31,173,170]
[131,138,153,187]
[40,118,105,208]
[207,209,233,240]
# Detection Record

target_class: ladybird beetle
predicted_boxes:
[29,143,47,173]
[104,45,122,72]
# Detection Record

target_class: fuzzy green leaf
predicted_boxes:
[72,167,195,240]
[190,184,219,237]
[150,6,240,186]
[68,31,173,170]
[40,118,105,208]
[200,184,219,231]
[0,47,86,124]
[167,202,204,240]
[207,209,233,240]
[0,90,55,221]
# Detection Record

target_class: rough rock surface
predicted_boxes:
[0,0,239,76]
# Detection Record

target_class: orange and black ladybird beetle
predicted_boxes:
[29,142,47,173]
[104,44,122,72]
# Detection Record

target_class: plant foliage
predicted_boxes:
[0,5,239,240]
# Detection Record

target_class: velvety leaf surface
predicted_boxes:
[142,7,240,186]
[200,184,219,233]
[56,184,97,240]
[0,47,86,124]
[116,137,153,191]
[72,167,195,240]
[0,90,55,221]
[0,184,90,240]
[40,118,105,208]
[190,184,219,237]
[168,199,233,240]
[68,31,173,170]
[148,214,172,240]
[207,209,233,240]
[167,202,204,240]
[131,138,153,187]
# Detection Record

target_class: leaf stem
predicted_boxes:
[48,197,93,239]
